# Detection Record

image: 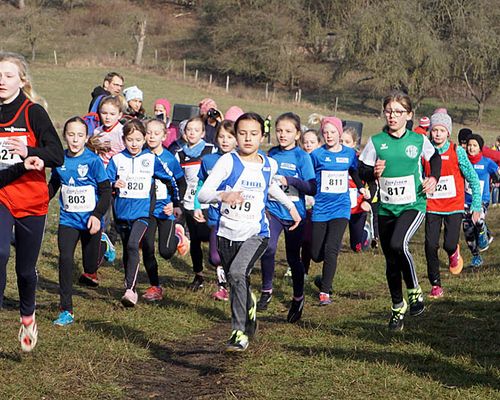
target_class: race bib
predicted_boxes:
[281,184,299,202]
[119,173,151,198]
[379,175,416,205]
[427,175,456,199]
[61,185,96,213]
[320,170,348,194]
[184,181,198,204]
[349,187,359,208]
[0,136,27,170]
[155,179,168,200]
[465,180,484,197]
[220,192,261,221]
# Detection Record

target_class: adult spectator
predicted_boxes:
[88,72,124,112]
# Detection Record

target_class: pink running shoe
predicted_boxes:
[19,314,38,352]
[212,286,229,301]
[142,286,164,302]
[429,285,444,299]
[175,224,190,256]
[121,289,138,307]
[449,244,463,275]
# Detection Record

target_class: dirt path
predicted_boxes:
[122,323,250,399]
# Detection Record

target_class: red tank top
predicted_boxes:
[424,142,465,213]
[0,99,49,217]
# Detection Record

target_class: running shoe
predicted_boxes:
[175,224,190,256]
[428,285,444,299]
[448,245,463,275]
[283,267,292,278]
[470,254,483,268]
[477,229,490,252]
[388,299,407,331]
[287,297,305,323]
[407,286,425,316]
[101,232,116,263]
[53,310,75,326]
[256,291,272,311]
[79,272,99,287]
[212,286,229,301]
[142,286,164,302]
[18,314,38,352]
[121,289,138,307]
[226,330,249,352]
[189,274,204,291]
[246,292,258,337]
[319,292,332,306]
[216,265,227,285]
[313,275,332,295]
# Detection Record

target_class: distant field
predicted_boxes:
[0,63,498,399]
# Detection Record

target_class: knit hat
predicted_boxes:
[199,98,217,115]
[433,107,448,114]
[419,116,430,128]
[467,133,484,150]
[321,116,343,136]
[123,86,143,102]
[154,98,171,116]
[225,106,244,122]
[430,112,452,135]
[458,128,473,144]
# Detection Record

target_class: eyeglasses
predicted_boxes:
[383,109,408,117]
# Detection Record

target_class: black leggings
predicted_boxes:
[184,209,210,274]
[425,213,462,286]
[115,218,149,290]
[58,225,103,311]
[0,203,46,316]
[349,212,368,252]
[142,217,178,287]
[311,218,349,294]
[379,210,424,306]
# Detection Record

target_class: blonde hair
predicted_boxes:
[307,113,325,126]
[342,126,358,144]
[0,52,47,109]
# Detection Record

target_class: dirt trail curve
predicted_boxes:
[122,323,251,399]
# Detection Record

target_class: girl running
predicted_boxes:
[359,91,441,331]
[257,113,316,324]
[310,116,369,306]
[0,52,64,351]
[174,116,217,291]
[341,127,372,252]
[194,120,238,301]
[48,117,112,325]
[198,112,300,351]
[106,119,180,307]
[424,112,482,298]
[141,119,188,302]
[299,129,322,276]
[463,134,500,267]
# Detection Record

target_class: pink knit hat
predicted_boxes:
[154,98,171,116]
[419,116,430,128]
[321,116,343,136]
[199,98,218,115]
[225,106,244,122]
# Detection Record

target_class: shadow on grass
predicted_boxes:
[82,319,225,376]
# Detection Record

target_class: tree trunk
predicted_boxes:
[134,20,147,66]
[476,101,484,126]
[30,40,36,61]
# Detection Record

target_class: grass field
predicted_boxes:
[0,65,499,399]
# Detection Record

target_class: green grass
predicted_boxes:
[0,65,499,399]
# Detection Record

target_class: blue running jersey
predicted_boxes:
[465,156,499,204]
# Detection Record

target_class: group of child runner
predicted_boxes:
[0,52,499,353]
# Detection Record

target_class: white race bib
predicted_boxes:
[61,184,96,213]
[281,184,299,202]
[465,180,484,197]
[320,170,348,194]
[0,136,27,170]
[220,192,261,221]
[155,179,168,200]
[349,187,359,208]
[427,175,456,199]
[379,175,416,205]
[119,173,151,198]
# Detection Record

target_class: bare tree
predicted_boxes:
[134,19,147,65]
